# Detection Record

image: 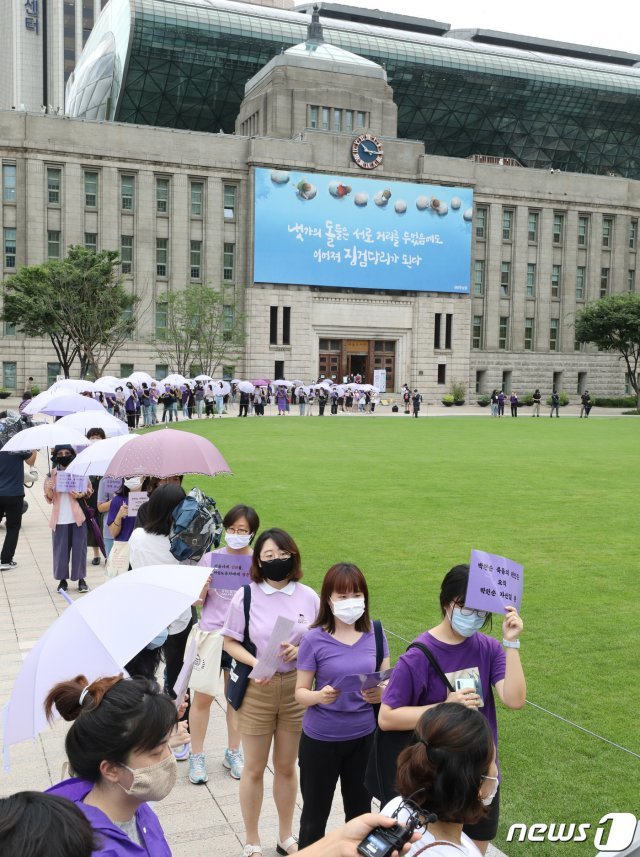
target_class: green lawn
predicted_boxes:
[172,413,638,855]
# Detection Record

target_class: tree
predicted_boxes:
[154,284,244,377]
[2,246,138,379]
[575,293,640,409]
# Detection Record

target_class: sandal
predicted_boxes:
[242,846,262,856]
[276,837,298,855]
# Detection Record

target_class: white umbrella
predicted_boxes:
[126,372,154,387]
[40,393,105,417]
[49,379,97,395]
[2,424,89,452]
[194,374,212,382]
[66,434,136,476]
[163,373,187,387]
[56,412,129,438]
[295,385,310,396]
[291,379,305,386]
[273,379,294,388]
[213,380,231,396]
[94,377,120,394]
[237,381,255,394]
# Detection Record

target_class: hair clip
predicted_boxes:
[79,685,91,707]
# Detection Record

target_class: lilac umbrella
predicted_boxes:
[251,379,271,386]
[104,427,232,478]
[40,393,105,417]
[1,565,210,764]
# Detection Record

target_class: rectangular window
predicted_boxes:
[602,217,613,248]
[47,230,60,259]
[223,304,234,341]
[551,264,561,298]
[526,263,536,298]
[472,315,483,349]
[4,227,16,268]
[475,370,486,394]
[500,261,510,297]
[4,321,16,336]
[333,109,342,131]
[445,313,452,349]
[576,266,586,300]
[46,362,61,387]
[274,360,284,380]
[121,235,133,274]
[120,363,134,378]
[437,364,446,385]
[121,175,134,211]
[155,364,168,380]
[600,267,610,297]
[578,215,589,246]
[502,209,513,241]
[475,206,487,239]
[344,110,354,132]
[473,260,485,295]
[2,164,16,202]
[357,111,366,128]
[190,181,203,216]
[47,167,61,204]
[190,240,201,280]
[156,238,168,277]
[155,299,167,338]
[524,317,534,351]
[84,171,98,207]
[282,306,291,346]
[308,105,318,128]
[270,306,278,345]
[322,107,330,130]
[499,316,509,350]
[630,219,637,250]
[2,362,17,390]
[628,269,636,293]
[553,213,564,245]
[549,318,559,352]
[223,243,235,281]
[434,313,441,349]
[84,232,97,252]
[121,306,134,340]
[224,185,237,220]
[156,178,169,214]
[528,210,539,242]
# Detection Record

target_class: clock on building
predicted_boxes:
[351,133,384,170]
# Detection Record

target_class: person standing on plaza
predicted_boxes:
[295,563,389,848]
[44,445,91,593]
[532,388,541,417]
[509,392,518,418]
[0,440,36,572]
[195,382,205,419]
[215,382,226,418]
[239,387,251,418]
[317,387,327,416]
[276,386,289,416]
[550,389,560,418]
[402,385,411,415]
[412,389,422,418]
[85,428,106,567]
[580,390,592,418]
[497,390,506,417]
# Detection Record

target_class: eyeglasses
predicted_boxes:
[226,527,250,536]
[260,552,292,561]
[458,606,489,620]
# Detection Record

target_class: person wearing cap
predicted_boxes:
[44,445,92,592]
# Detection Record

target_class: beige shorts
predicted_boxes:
[233,669,304,736]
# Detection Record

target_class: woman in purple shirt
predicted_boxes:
[44,674,176,856]
[378,564,525,855]
[295,563,390,848]
[222,528,320,857]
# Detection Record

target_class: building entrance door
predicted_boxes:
[347,353,367,380]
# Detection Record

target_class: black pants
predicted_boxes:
[0,495,24,564]
[127,412,136,429]
[163,611,195,719]
[298,731,374,848]
[318,401,326,415]
[239,403,249,417]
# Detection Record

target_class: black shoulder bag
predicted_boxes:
[226,585,257,711]
[364,641,455,806]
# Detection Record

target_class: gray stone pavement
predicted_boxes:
[0,418,516,855]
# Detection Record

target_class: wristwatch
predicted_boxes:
[502,639,520,649]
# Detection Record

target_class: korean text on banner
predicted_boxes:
[465,549,523,614]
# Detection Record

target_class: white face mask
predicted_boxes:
[225,531,252,550]
[481,775,499,806]
[124,477,142,491]
[330,597,366,625]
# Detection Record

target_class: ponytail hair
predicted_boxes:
[395,702,494,825]
[44,674,177,782]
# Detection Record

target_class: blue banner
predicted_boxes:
[253,168,473,293]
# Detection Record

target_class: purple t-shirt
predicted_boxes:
[106,494,136,542]
[198,547,251,632]
[381,631,506,754]
[221,581,320,673]
[298,626,390,741]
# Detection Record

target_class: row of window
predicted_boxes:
[1,164,238,219]
[473,259,636,299]
[2,227,236,280]
[472,315,568,352]
[476,206,638,250]
[269,306,291,346]
[154,301,236,341]
[307,106,368,133]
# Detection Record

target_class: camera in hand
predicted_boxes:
[357,800,437,857]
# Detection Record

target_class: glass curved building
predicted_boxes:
[66,0,640,178]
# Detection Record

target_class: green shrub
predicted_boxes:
[546,392,570,407]
[30,385,40,395]
[477,394,491,407]
[520,392,534,406]
[593,396,637,408]
[622,409,640,415]
[442,394,454,406]
[450,380,466,404]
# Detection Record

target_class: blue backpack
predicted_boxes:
[169,487,223,561]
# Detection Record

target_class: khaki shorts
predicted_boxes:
[233,669,303,736]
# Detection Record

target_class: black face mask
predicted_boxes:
[261,556,294,582]
[55,456,72,467]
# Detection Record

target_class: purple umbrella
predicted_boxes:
[251,379,271,386]
[104,427,232,478]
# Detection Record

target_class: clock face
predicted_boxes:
[351,133,384,170]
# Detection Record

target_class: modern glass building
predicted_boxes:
[66,0,640,178]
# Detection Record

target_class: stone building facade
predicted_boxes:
[0,24,637,399]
